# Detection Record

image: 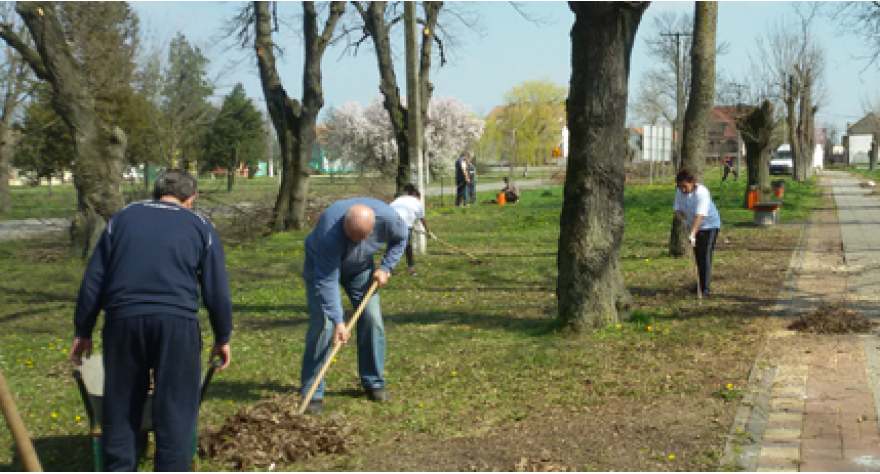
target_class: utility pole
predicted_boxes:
[405,2,426,254]
[731,83,747,180]
[661,31,692,171]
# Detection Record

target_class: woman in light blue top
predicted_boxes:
[673,168,721,297]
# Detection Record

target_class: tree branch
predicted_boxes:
[0,21,47,80]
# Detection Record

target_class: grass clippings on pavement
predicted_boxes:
[787,303,876,335]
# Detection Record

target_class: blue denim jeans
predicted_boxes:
[300,259,386,401]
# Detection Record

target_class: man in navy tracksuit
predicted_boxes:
[69,170,233,472]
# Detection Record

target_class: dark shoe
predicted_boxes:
[304,399,323,415]
[366,387,392,402]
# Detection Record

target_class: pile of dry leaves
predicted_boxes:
[787,303,876,335]
[198,394,352,469]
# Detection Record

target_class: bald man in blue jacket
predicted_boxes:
[300,197,408,415]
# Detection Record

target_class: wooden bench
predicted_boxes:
[753,200,783,227]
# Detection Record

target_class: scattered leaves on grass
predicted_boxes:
[198,394,352,469]
[787,303,876,335]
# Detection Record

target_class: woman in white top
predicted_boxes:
[390,184,435,276]
[673,168,722,297]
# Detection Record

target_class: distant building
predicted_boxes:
[708,106,741,164]
[844,113,880,165]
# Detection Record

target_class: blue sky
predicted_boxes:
[132,1,878,137]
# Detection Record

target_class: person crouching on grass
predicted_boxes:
[390,183,436,276]
[673,168,722,297]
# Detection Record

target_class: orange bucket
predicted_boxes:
[497,192,506,205]
[774,188,784,198]
[747,188,758,210]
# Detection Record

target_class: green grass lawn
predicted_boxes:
[1,170,560,222]
[0,172,820,471]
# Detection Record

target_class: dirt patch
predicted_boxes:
[198,394,352,469]
[787,303,875,335]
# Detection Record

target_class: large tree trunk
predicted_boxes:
[2,2,125,257]
[0,127,9,213]
[737,101,774,206]
[357,1,440,196]
[0,38,28,214]
[255,1,344,231]
[669,1,717,258]
[786,75,800,179]
[557,1,647,333]
[797,74,813,181]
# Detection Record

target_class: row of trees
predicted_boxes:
[5,1,878,334]
[323,78,567,180]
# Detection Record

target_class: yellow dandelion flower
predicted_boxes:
[75,416,81,421]
[727,383,733,389]
[333,358,337,363]
[419,403,424,408]
[451,371,457,376]
[668,454,675,460]
[647,326,653,331]
[645,259,650,262]
[51,413,57,418]
[615,324,621,329]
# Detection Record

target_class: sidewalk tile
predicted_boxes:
[764,428,803,441]
[800,459,856,471]
[772,399,805,412]
[803,438,842,452]
[773,386,807,397]
[800,446,843,461]
[804,412,840,427]
[760,446,800,461]
[769,412,805,424]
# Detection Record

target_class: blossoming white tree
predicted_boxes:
[326,96,483,179]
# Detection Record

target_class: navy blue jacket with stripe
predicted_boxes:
[73,200,233,344]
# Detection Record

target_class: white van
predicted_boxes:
[770,144,793,175]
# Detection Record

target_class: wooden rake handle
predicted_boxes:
[297,280,379,415]
[414,229,478,260]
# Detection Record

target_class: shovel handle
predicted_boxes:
[0,369,42,472]
[297,280,379,415]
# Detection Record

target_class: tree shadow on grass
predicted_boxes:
[203,380,298,403]
[0,286,76,304]
[0,434,94,472]
[386,309,557,337]
[0,303,68,324]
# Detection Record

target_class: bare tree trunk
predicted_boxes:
[0,129,9,213]
[1,2,126,258]
[557,1,648,333]
[255,1,344,231]
[356,1,440,196]
[737,101,774,206]
[786,75,800,180]
[671,1,717,257]
[670,1,717,258]
[0,38,28,214]
[798,73,814,180]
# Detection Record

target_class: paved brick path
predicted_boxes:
[724,171,880,471]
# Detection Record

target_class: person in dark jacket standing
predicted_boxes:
[455,152,470,206]
[69,170,233,472]
[467,156,477,205]
[300,197,408,415]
